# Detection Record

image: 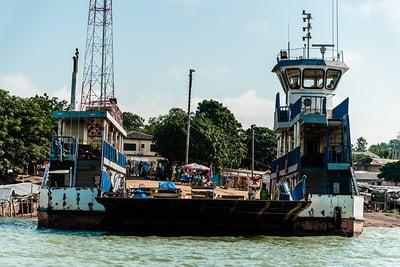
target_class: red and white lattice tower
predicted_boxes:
[80,0,122,125]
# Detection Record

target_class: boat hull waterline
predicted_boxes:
[38,197,311,236]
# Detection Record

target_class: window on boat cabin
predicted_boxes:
[303,69,324,89]
[325,69,341,90]
[285,68,301,89]
[124,143,137,151]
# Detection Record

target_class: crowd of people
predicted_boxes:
[127,160,209,183]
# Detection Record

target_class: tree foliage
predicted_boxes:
[367,138,400,159]
[354,136,367,152]
[242,126,276,171]
[192,100,247,172]
[123,112,145,132]
[151,108,187,162]
[352,153,372,165]
[378,161,400,184]
[369,142,390,158]
[0,89,68,175]
[151,100,248,172]
[387,139,400,159]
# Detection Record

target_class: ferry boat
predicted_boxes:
[37,109,128,230]
[269,11,364,236]
[38,8,361,237]
[37,106,310,234]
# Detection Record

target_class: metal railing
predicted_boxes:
[276,96,326,123]
[50,136,78,161]
[325,145,352,164]
[271,147,301,174]
[103,140,127,168]
[277,47,345,62]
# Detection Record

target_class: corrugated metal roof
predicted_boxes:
[0,183,40,196]
[126,131,153,140]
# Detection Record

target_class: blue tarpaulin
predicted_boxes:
[158,181,177,193]
[291,177,306,201]
[158,182,176,189]
[134,189,150,198]
[100,171,112,192]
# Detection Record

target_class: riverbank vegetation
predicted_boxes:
[0,89,68,176]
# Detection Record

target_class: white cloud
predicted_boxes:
[243,20,269,34]
[342,0,400,31]
[120,90,185,122]
[222,90,274,129]
[166,65,186,83]
[0,73,40,97]
[52,85,72,102]
[199,65,229,82]
[0,73,72,103]
[379,0,400,30]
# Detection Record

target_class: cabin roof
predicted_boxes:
[52,110,127,137]
[272,59,349,73]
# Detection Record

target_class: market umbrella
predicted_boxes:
[183,163,210,172]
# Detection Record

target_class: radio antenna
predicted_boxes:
[331,0,335,59]
[336,0,340,60]
[287,20,291,58]
[302,10,312,59]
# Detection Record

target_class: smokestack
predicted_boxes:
[70,48,79,111]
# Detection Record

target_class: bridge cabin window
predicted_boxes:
[285,68,301,89]
[303,69,324,89]
[326,69,341,90]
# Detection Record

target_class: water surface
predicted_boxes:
[0,218,398,266]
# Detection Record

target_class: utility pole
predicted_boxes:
[251,124,256,178]
[185,69,195,165]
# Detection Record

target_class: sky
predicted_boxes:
[0,0,399,147]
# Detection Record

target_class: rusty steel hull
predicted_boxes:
[292,217,364,237]
[37,209,106,231]
[95,198,311,236]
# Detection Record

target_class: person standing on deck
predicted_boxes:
[260,183,269,200]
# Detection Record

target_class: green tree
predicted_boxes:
[123,112,145,132]
[143,117,157,135]
[22,94,68,173]
[354,136,367,152]
[189,113,230,170]
[242,126,276,171]
[378,161,400,185]
[352,153,371,166]
[193,100,247,172]
[0,90,21,173]
[152,108,187,162]
[151,100,247,173]
[388,139,400,159]
[0,89,67,175]
[369,142,389,158]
